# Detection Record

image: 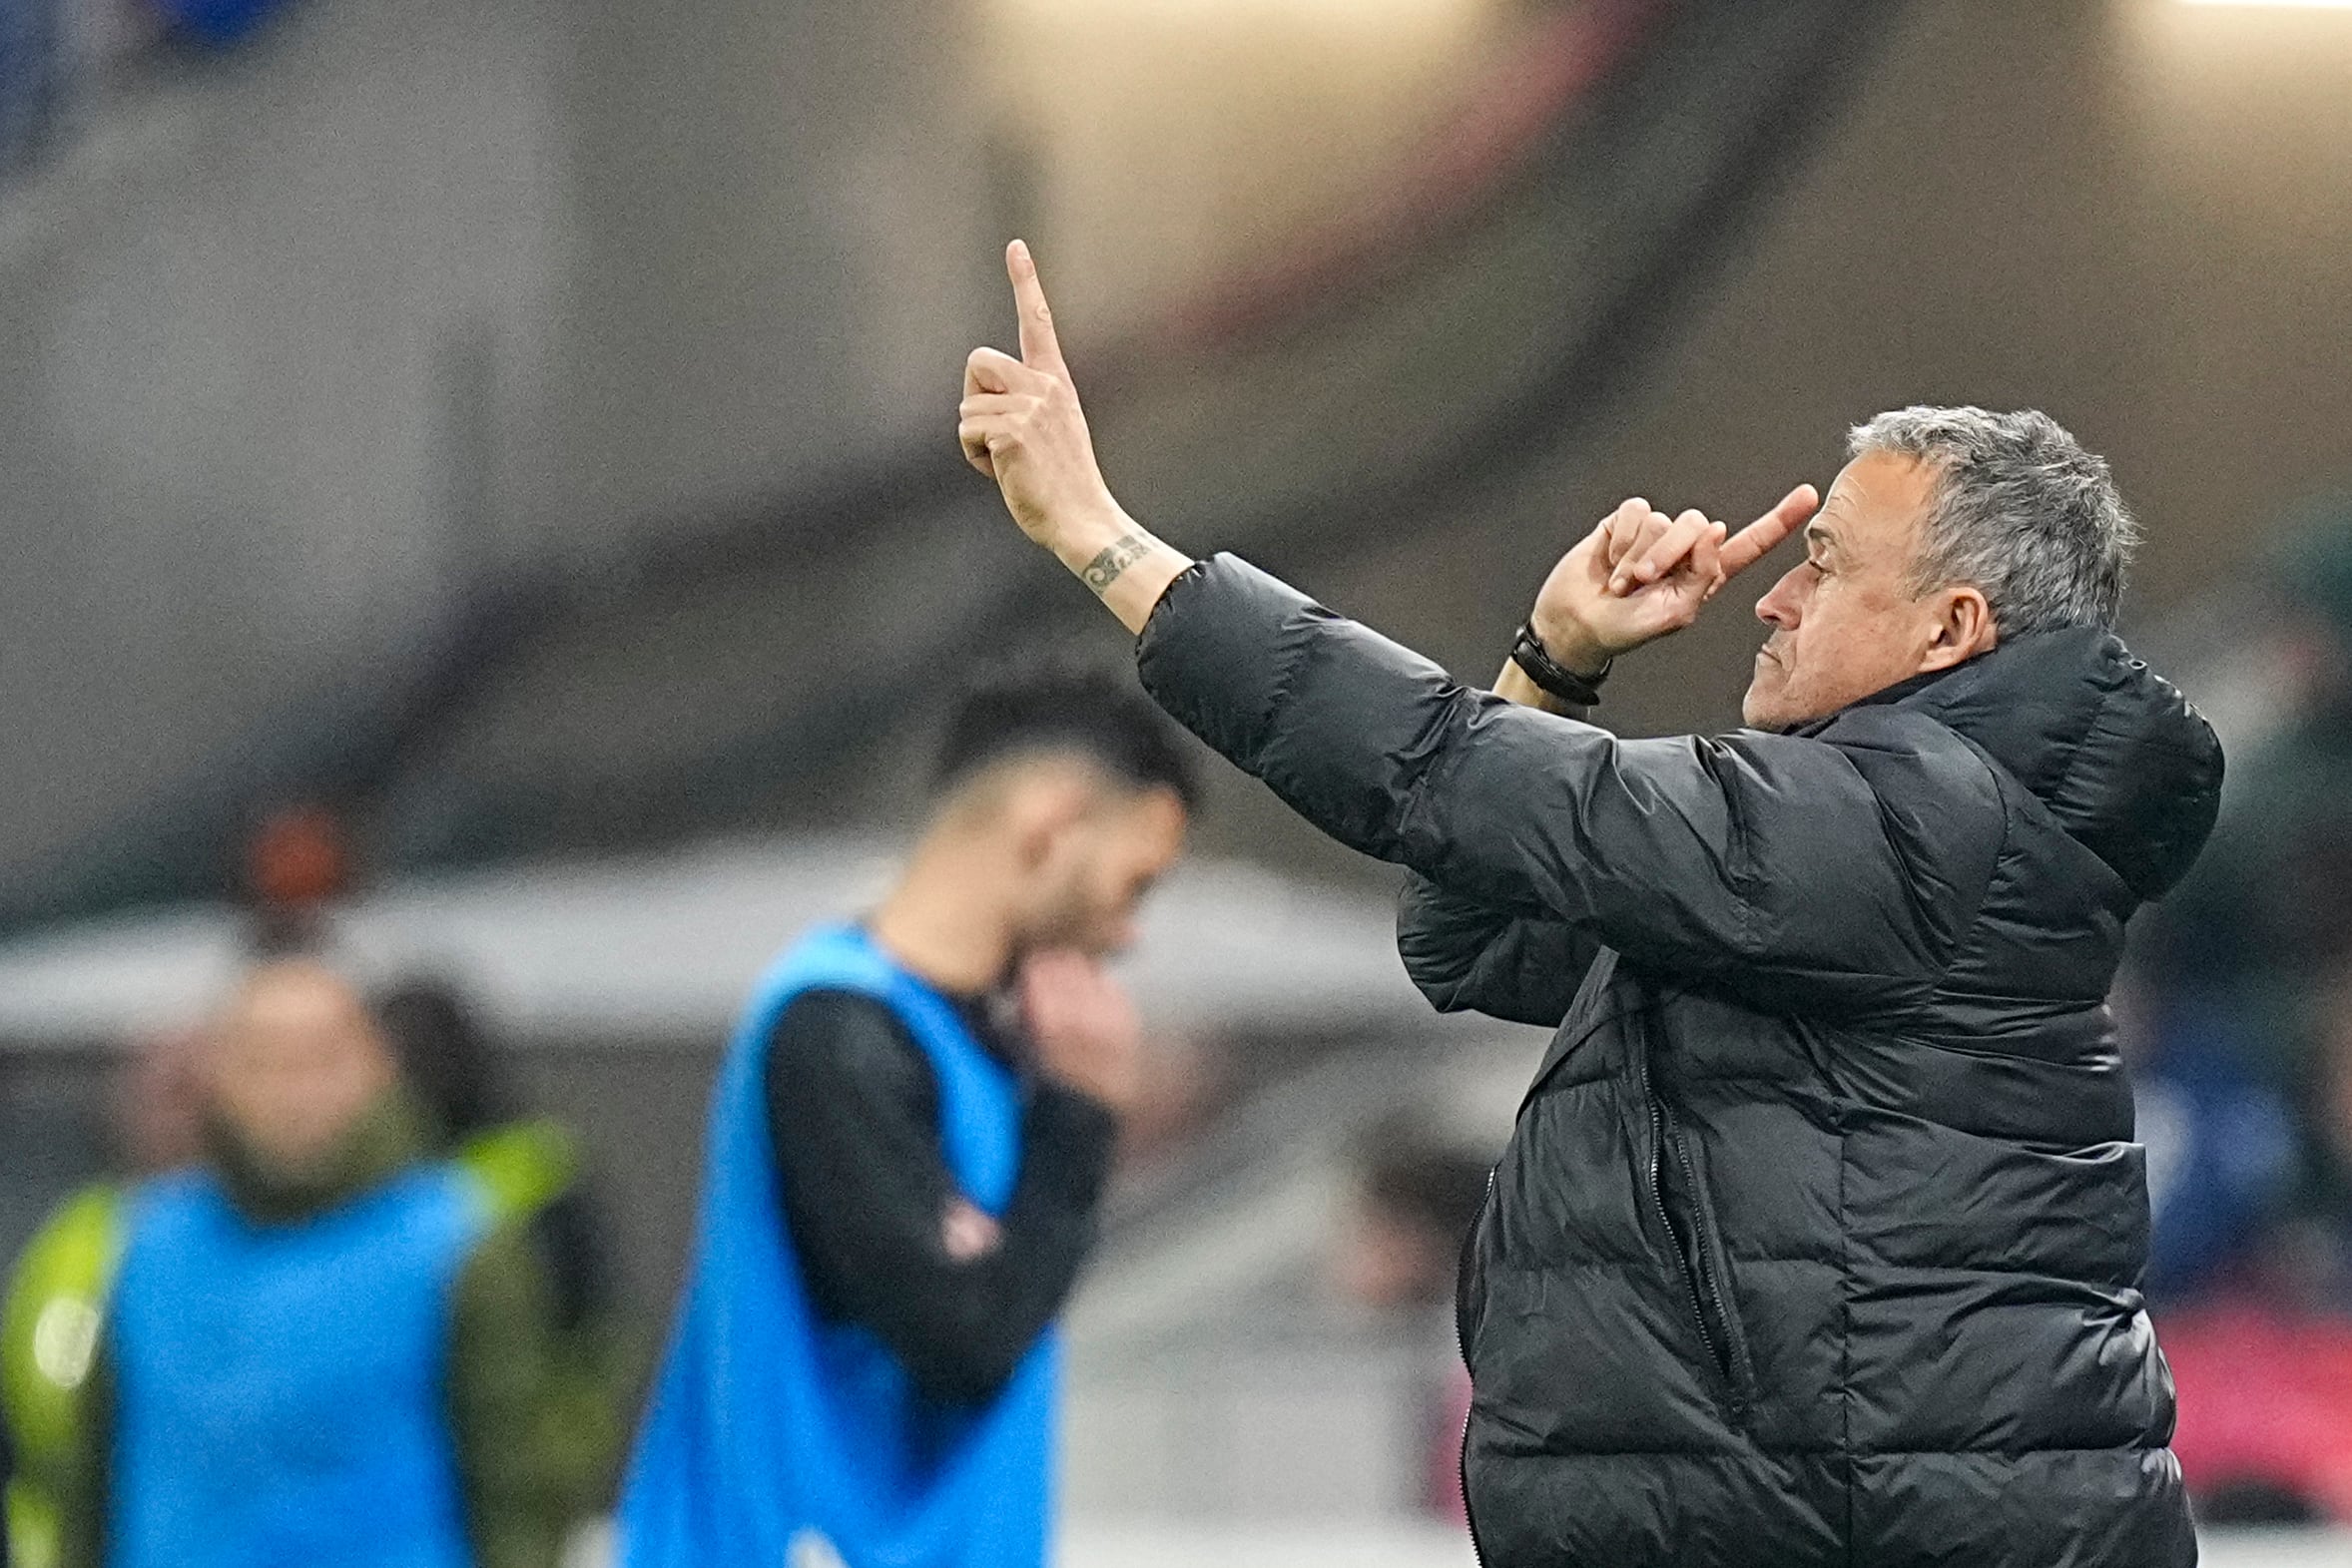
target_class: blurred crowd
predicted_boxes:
[2118,506,2352,1522]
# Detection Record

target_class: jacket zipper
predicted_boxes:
[1456,1167,1494,1567]
[1636,1051,1751,1418]
[1667,1108,1753,1415]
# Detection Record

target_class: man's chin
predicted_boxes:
[1742,680,1805,735]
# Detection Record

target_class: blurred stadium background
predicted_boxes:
[2,0,2350,1560]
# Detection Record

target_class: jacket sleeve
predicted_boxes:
[1395,873,1598,1025]
[448,1223,565,1568]
[1138,556,1991,1010]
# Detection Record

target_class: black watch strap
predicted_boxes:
[1510,622,1610,707]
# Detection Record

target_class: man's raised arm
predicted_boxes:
[1396,498,1796,1021]
[956,246,1950,1004]
[957,242,1194,633]
[960,243,1809,658]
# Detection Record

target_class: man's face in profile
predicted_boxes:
[1743,449,1948,731]
[1019,782,1188,959]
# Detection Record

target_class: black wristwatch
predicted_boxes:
[1510,622,1610,708]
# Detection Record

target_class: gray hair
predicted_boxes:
[1846,406,2138,634]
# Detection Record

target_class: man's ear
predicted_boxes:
[1006,768,1097,867]
[1921,584,1997,672]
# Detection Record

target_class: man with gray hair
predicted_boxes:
[958,244,2217,1565]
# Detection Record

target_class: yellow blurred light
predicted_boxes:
[2175,1,2352,8]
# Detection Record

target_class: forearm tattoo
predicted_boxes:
[1079,531,1158,597]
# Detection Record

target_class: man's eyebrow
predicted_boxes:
[1803,519,1840,558]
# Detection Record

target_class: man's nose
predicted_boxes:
[1755,569,1800,629]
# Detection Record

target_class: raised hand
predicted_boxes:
[1018,948,1143,1115]
[959,242,1195,635]
[1530,485,1819,672]
[959,242,1121,547]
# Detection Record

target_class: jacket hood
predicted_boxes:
[1875,627,2224,901]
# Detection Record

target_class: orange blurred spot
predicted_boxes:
[246,805,352,908]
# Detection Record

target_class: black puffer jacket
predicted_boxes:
[1137,556,2221,1568]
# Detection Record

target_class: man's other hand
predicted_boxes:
[1019,949,1143,1115]
[1529,485,1820,672]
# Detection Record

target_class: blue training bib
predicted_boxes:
[618,923,1060,1568]
[109,1163,487,1568]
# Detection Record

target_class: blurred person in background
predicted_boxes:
[1336,1127,1492,1316]
[2258,969,2352,1312]
[374,979,640,1523]
[618,665,1195,1568]
[3,1031,204,1568]
[2152,966,2352,1527]
[1333,1125,1493,1526]
[2113,965,2298,1305]
[965,244,2217,1566]
[2138,504,2352,1090]
[51,959,562,1568]
[2114,507,2352,1520]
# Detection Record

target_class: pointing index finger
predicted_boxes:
[1007,240,1067,374]
[1719,484,1820,580]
